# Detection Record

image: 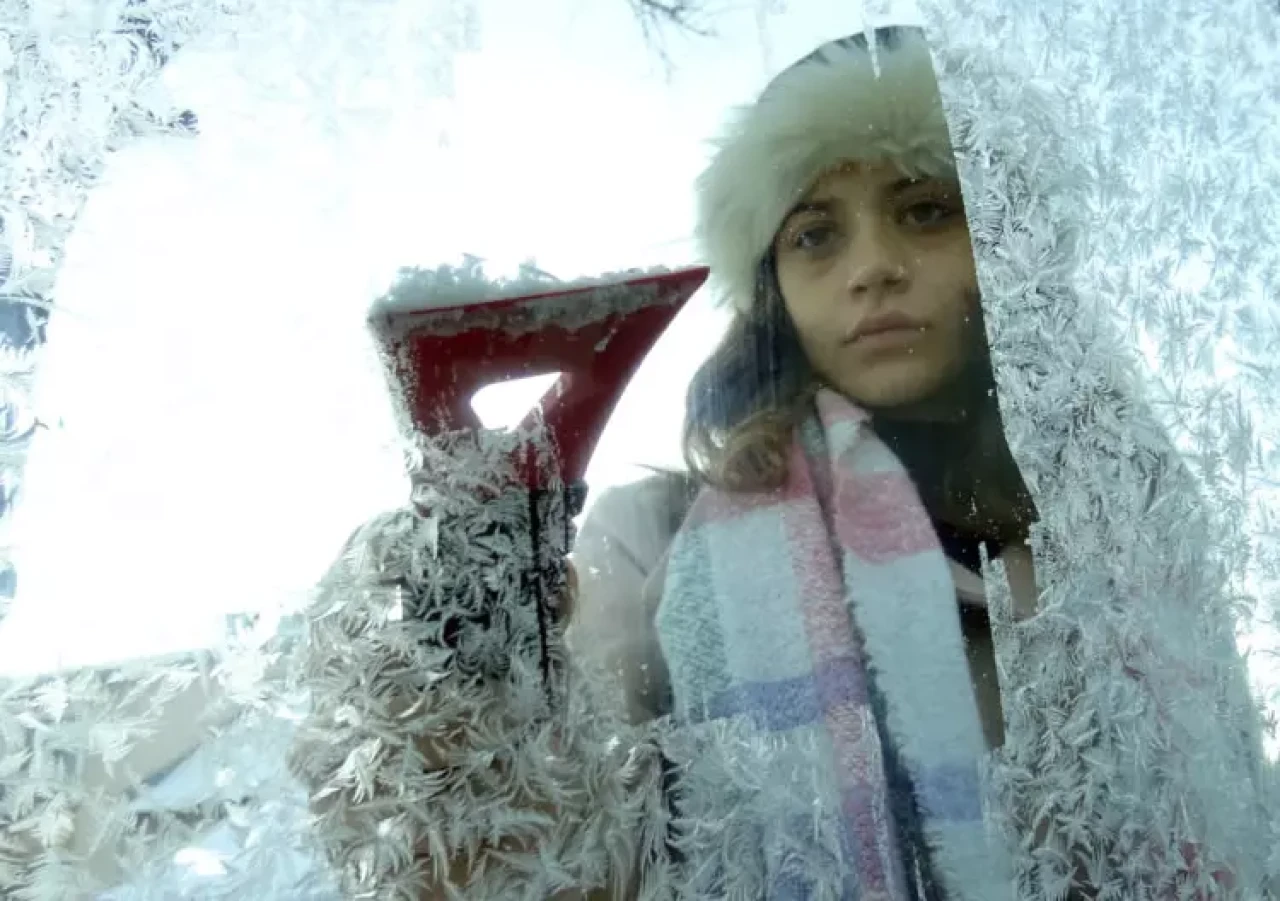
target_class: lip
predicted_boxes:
[846,311,927,344]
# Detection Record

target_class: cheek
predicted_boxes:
[921,250,980,328]
[777,266,839,346]
[919,292,981,377]
[935,287,979,339]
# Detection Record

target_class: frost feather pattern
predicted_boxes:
[1,0,1280,898]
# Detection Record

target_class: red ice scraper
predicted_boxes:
[367,264,708,685]
[368,266,708,491]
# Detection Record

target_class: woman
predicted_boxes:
[568,28,1036,900]
[572,36,1038,750]
[570,25,1266,899]
[298,25,1271,901]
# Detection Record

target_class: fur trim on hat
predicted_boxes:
[695,30,957,312]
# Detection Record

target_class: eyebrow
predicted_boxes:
[784,198,839,220]
[886,176,929,196]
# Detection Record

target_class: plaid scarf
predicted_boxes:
[656,389,1011,900]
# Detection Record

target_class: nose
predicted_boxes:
[844,224,909,297]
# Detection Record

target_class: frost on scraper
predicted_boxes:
[294,258,705,899]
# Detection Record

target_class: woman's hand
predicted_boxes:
[287,505,616,899]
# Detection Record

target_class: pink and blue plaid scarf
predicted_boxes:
[657,389,1012,900]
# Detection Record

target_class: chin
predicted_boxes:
[838,364,962,419]
[857,387,944,415]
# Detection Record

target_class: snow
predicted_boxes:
[369,256,673,315]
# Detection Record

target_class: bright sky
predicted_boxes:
[0,0,890,673]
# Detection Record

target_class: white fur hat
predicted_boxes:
[695,28,957,312]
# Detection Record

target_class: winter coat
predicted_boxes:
[568,468,1041,749]
[567,453,1274,898]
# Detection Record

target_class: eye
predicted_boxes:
[789,222,839,251]
[901,199,961,228]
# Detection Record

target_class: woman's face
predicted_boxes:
[773,161,983,420]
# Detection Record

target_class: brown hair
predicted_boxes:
[683,254,1035,537]
[683,255,814,493]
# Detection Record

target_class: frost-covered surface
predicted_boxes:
[371,256,674,314]
[920,0,1280,895]
[290,425,668,900]
[3,0,1280,899]
[0,3,248,897]
[0,0,211,636]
